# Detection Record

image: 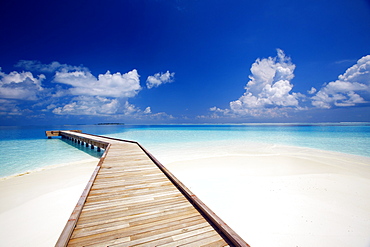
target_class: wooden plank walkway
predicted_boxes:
[49,131,249,247]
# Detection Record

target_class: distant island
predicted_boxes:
[96,123,125,125]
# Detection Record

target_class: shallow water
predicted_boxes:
[1,123,369,178]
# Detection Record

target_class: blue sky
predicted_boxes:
[0,0,369,125]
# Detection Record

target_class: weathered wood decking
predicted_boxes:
[48,130,249,247]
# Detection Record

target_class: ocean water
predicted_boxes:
[0,123,370,178]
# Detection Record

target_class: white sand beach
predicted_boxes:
[1,141,370,247]
[163,142,370,247]
[0,159,98,247]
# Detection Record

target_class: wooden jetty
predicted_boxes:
[46,130,249,247]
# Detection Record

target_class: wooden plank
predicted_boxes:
[201,239,231,247]
[82,189,184,212]
[84,187,180,204]
[73,213,205,240]
[78,196,191,220]
[86,183,180,200]
[179,234,225,247]
[88,177,171,192]
[87,217,208,247]
[88,176,169,190]
[88,182,174,197]
[108,220,213,247]
[134,223,212,243]
[78,197,194,223]
[75,203,198,229]
[69,213,204,246]
[80,194,187,215]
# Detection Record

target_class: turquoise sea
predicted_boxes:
[1,123,370,178]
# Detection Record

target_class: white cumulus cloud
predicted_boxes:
[212,49,302,118]
[308,87,317,94]
[54,69,141,98]
[146,71,175,89]
[0,69,45,100]
[312,55,370,108]
[144,107,152,114]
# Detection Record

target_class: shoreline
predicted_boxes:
[0,157,99,181]
[0,158,99,247]
[0,142,369,246]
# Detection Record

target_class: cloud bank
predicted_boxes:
[208,50,370,119]
[0,62,175,120]
[54,69,141,98]
[1,53,369,122]
[51,67,173,118]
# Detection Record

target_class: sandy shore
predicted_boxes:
[1,141,370,247]
[162,142,370,247]
[0,158,99,247]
